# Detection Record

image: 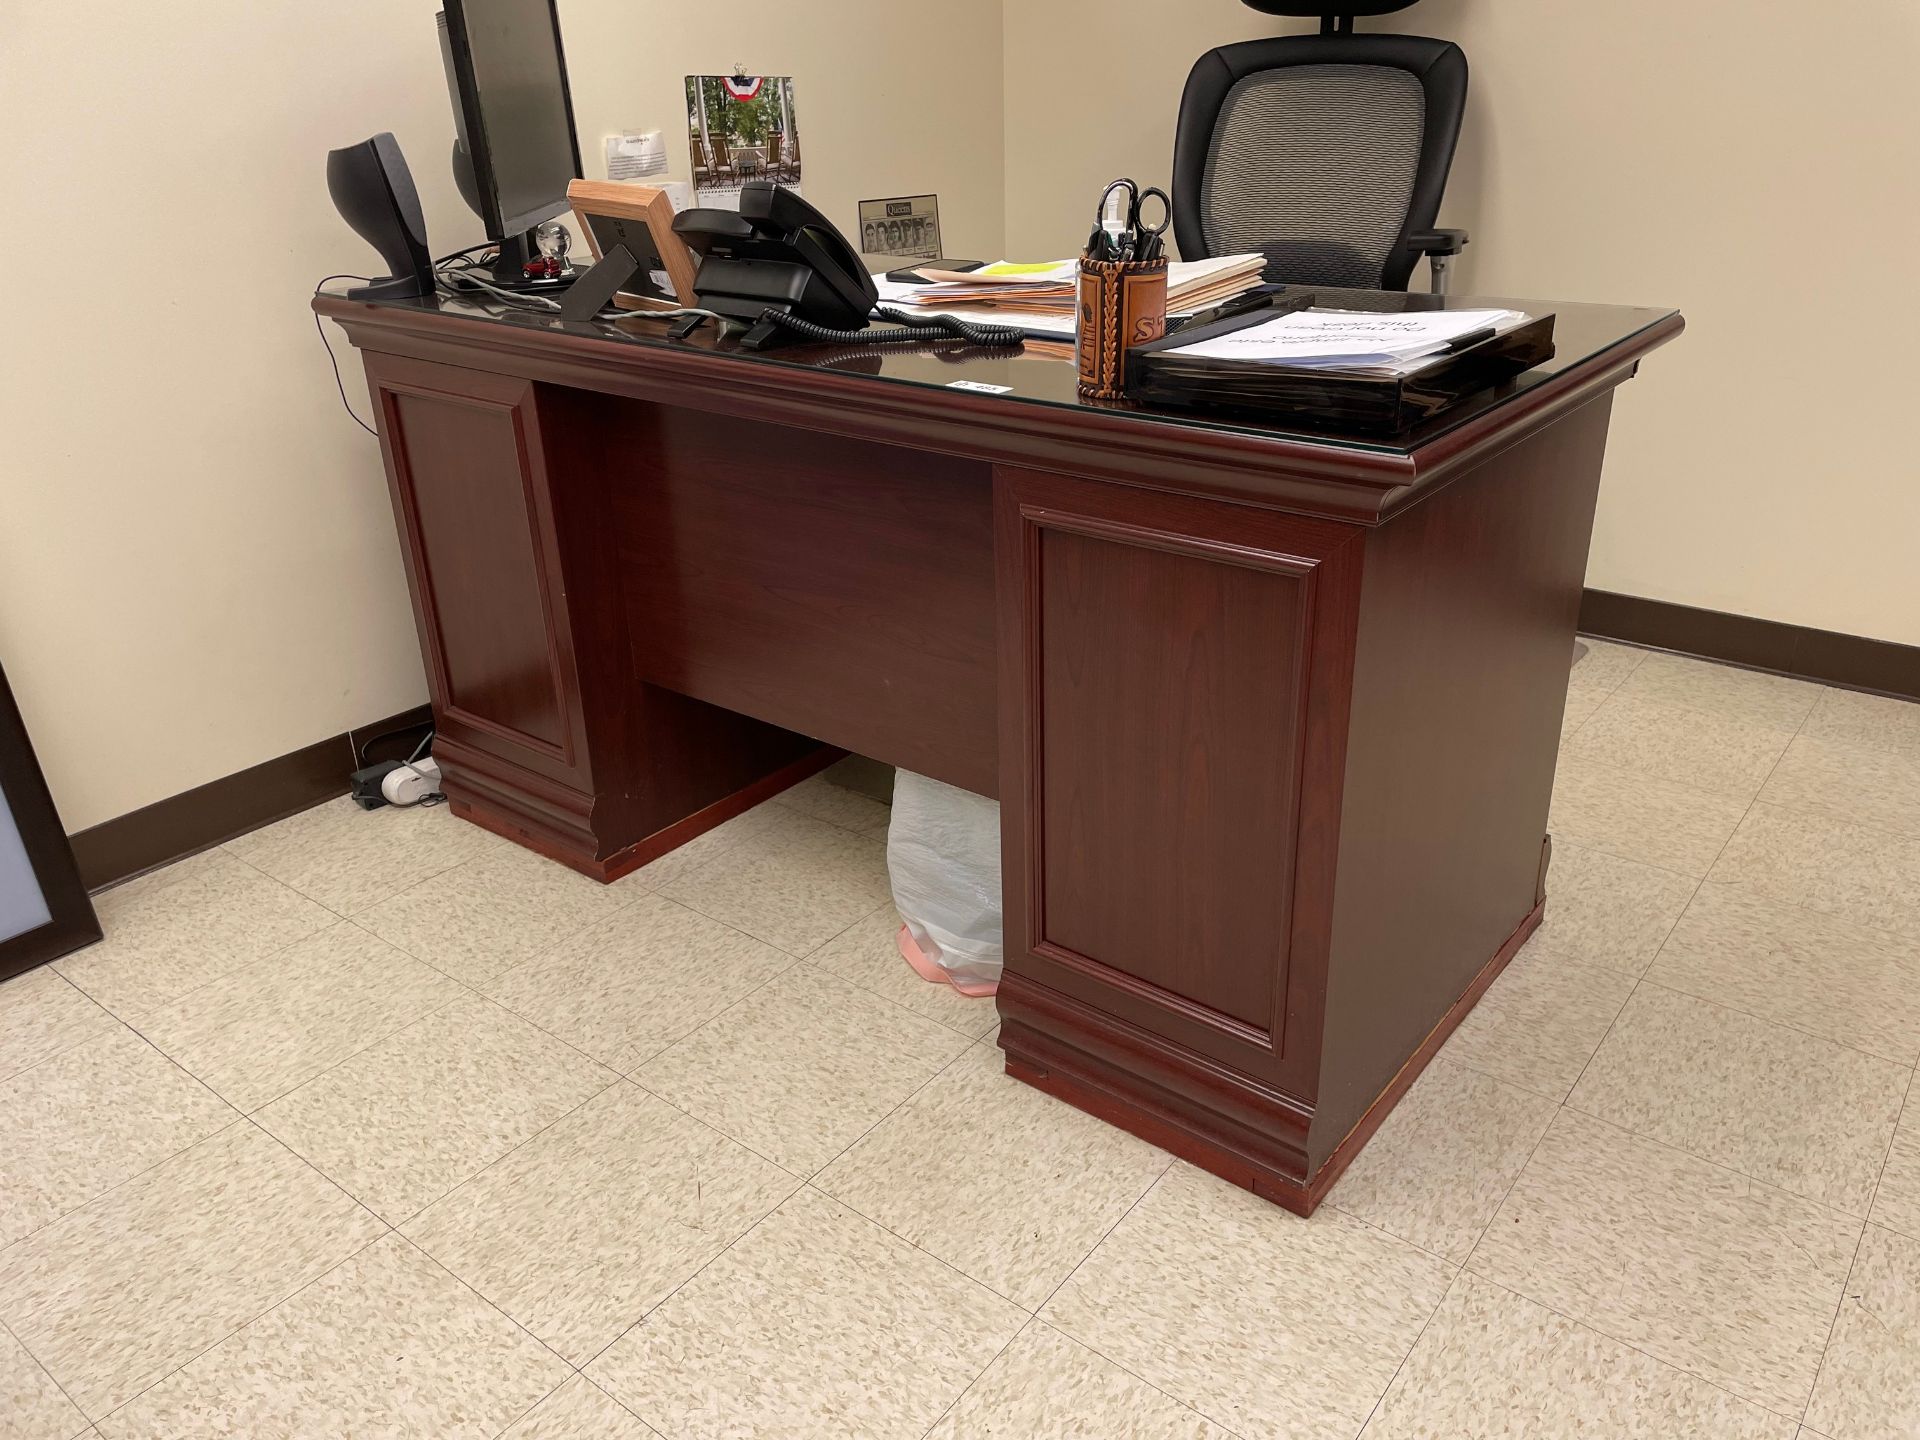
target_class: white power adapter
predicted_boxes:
[379,757,443,807]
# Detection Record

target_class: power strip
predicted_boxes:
[381,757,443,807]
[350,756,443,809]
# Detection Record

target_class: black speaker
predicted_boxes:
[326,132,434,301]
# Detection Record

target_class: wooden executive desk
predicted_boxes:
[317,281,1679,1215]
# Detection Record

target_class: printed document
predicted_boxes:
[1167,308,1527,371]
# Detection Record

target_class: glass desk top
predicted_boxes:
[336,260,1677,458]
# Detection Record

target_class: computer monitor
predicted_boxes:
[437,0,582,290]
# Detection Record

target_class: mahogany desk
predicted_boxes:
[316,283,1680,1215]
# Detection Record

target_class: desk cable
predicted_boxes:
[328,268,1018,397]
[316,261,724,439]
[312,274,378,436]
[432,267,733,332]
[435,269,1021,349]
[435,267,567,310]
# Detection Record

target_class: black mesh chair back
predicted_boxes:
[1172,23,1468,290]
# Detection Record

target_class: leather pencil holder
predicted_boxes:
[1076,256,1168,399]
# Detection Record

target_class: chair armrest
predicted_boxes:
[1410,228,1469,256]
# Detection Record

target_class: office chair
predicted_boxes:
[1172,1,1469,292]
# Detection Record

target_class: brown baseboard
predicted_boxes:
[1580,589,1920,702]
[71,592,1908,903]
[68,703,433,894]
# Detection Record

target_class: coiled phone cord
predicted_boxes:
[752,304,1025,348]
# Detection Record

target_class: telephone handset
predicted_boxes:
[672,182,879,349]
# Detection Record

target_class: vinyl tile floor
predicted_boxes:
[5,647,1920,1438]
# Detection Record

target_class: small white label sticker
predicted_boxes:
[947,380,1013,394]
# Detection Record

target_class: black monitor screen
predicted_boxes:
[445,0,580,236]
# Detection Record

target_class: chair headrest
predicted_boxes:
[1240,1,1421,15]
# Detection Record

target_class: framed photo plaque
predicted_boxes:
[567,179,699,311]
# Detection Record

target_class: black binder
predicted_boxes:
[1125,295,1556,436]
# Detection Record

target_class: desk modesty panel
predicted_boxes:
[316,280,1679,1214]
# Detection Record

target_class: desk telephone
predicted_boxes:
[672,182,1021,351]
[672,183,875,348]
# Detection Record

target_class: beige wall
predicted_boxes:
[1005,0,1920,648]
[564,1,1007,260]
[0,3,456,834]
[0,0,1004,834]
[1003,3,1276,256]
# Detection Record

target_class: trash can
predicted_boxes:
[886,771,1003,997]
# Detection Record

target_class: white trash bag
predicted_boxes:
[887,770,1003,997]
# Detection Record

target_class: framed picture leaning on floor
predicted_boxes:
[0,658,98,982]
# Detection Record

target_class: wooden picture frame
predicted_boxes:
[0,659,99,982]
[567,179,699,311]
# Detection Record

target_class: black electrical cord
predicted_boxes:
[353,715,435,769]
[434,240,497,269]
[312,275,378,436]
[753,304,1026,348]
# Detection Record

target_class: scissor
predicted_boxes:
[1088,178,1171,263]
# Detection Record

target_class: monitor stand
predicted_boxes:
[483,228,577,293]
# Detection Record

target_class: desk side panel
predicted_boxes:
[1313,394,1615,1171]
[364,355,825,878]
[366,357,588,783]
[995,465,1363,1202]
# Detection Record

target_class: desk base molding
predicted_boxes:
[999,891,1544,1216]
[998,972,1316,1212]
[436,735,601,872]
[447,740,841,883]
[1304,892,1544,1209]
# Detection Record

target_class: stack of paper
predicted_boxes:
[1165,307,1529,375]
[889,260,1079,301]
[1162,255,1269,312]
[872,254,1267,339]
[877,254,1266,315]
